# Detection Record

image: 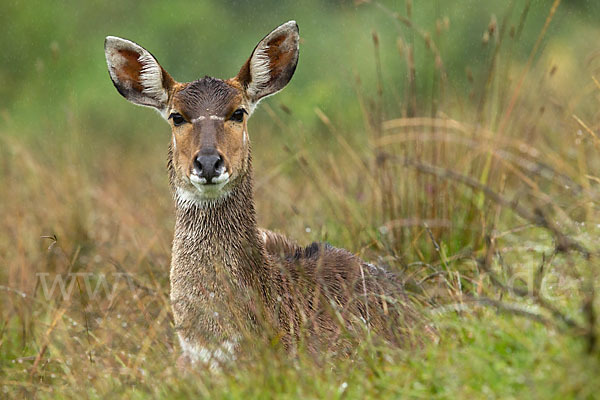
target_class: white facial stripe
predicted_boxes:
[172,134,177,150]
[190,115,224,123]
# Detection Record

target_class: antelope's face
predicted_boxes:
[104,21,299,204]
[167,78,250,202]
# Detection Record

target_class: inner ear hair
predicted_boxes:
[104,36,175,113]
[236,21,299,107]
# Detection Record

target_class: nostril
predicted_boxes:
[193,153,223,183]
[193,156,203,174]
[214,155,224,173]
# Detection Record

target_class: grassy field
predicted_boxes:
[2,0,600,398]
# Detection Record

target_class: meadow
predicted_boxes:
[2,0,600,398]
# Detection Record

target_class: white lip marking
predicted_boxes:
[187,172,231,200]
[211,171,230,184]
[189,174,208,185]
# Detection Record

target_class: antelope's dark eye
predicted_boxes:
[169,113,186,126]
[230,108,246,123]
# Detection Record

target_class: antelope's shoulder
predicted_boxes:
[260,228,368,279]
[260,228,301,260]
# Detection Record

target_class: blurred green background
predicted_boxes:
[2,2,600,397]
[2,0,599,147]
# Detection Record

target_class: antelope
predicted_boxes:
[104,21,419,367]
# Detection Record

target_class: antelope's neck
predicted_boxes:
[171,169,267,280]
[169,167,276,347]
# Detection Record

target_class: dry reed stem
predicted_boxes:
[399,158,592,258]
[499,0,562,134]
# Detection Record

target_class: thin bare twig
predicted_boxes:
[476,254,583,331]
[398,158,592,258]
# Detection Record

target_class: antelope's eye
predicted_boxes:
[230,108,246,123]
[169,113,186,126]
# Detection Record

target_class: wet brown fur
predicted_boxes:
[167,77,419,357]
[105,22,420,365]
[168,154,419,356]
[168,78,248,193]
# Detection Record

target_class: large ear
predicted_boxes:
[236,21,299,108]
[104,36,175,114]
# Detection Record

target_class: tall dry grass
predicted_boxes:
[1,0,600,397]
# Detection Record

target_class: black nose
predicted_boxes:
[193,152,224,183]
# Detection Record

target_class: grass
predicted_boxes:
[2,1,600,398]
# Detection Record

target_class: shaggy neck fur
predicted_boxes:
[173,167,266,273]
[171,152,272,284]
[168,151,280,349]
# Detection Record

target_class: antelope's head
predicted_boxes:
[104,21,299,205]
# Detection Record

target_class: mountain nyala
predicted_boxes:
[104,21,420,367]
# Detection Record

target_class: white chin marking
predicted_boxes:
[176,172,231,207]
